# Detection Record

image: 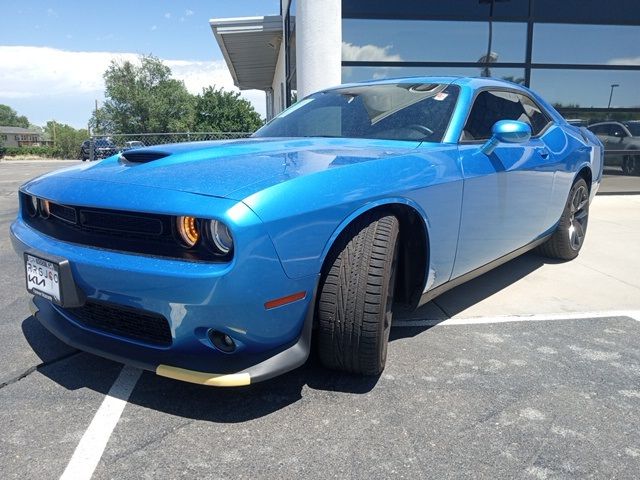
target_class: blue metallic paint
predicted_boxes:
[11,76,603,383]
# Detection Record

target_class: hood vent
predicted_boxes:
[120,150,171,163]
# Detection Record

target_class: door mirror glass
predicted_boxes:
[481,120,532,155]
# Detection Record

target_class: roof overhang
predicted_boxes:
[210,15,283,91]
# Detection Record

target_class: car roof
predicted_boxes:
[589,121,624,127]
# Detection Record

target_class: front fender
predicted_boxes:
[241,149,463,288]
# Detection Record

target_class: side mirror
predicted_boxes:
[480,120,532,155]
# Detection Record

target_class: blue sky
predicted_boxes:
[1,2,638,129]
[0,0,279,128]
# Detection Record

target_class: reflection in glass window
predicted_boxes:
[342,66,525,85]
[342,0,529,21]
[533,24,640,65]
[343,19,527,63]
[532,0,640,25]
[529,69,640,108]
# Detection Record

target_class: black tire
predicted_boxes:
[316,211,400,376]
[622,154,640,176]
[536,178,589,261]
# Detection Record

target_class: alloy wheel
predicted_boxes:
[568,184,589,251]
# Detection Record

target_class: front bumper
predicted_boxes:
[12,208,318,386]
[28,290,315,387]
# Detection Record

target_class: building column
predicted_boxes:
[296,0,342,99]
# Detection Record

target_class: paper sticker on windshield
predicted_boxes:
[434,92,448,101]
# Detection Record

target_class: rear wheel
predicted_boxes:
[622,155,640,176]
[536,178,589,260]
[316,211,400,376]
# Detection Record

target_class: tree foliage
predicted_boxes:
[193,87,263,132]
[92,55,194,134]
[44,121,88,159]
[0,104,30,128]
[90,55,263,134]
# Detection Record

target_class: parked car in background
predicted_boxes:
[80,138,118,161]
[12,77,603,386]
[587,121,640,175]
[121,141,146,152]
[566,119,588,127]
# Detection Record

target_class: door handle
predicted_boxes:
[537,148,550,159]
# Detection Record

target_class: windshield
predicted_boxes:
[254,83,459,143]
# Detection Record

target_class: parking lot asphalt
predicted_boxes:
[1,161,639,479]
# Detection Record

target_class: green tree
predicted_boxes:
[44,121,88,159]
[91,55,194,134]
[193,87,263,132]
[0,104,29,128]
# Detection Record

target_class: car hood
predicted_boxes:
[52,137,423,199]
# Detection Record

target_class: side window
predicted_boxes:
[588,125,604,135]
[515,94,551,136]
[462,90,552,142]
[610,124,627,137]
[462,91,527,141]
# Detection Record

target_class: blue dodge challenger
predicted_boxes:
[11,77,603,386]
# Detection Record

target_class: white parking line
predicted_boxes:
[60,365,142,480]
[393,310,640,327]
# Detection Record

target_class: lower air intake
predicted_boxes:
[66,301,172,346]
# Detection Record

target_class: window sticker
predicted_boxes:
[433,92,449,101]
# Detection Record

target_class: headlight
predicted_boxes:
[25,195,38,217]
[208,220,233,254]
[176,216,200,247]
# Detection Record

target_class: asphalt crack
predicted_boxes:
[0,350,81,390]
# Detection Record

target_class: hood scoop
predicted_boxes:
[120,150,171,164]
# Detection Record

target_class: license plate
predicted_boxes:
[25,253,62,304]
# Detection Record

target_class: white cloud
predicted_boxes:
[607,56,640,66]
[0,46,266,126]
[46,8,57,17]
[341,42,402,62]
[150,25,157,31]
[164,12,171,19]
[185,9,194,16]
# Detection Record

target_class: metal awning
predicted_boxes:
[210,16,283,91]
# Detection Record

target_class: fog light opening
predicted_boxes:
[208,330,236,353]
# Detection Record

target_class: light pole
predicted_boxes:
[479,0,509,77]
[607,84,619,109]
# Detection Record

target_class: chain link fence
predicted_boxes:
[85,132,253,161]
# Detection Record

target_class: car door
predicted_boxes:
[608,123,631,165]
[452,89,555,278]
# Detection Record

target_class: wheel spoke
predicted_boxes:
[574,209,588,222]
[571,220,584,249]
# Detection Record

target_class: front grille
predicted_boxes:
[79,209,163,235]
[67,301,172,346]
[20,193,226,262]
[49,202,77,223]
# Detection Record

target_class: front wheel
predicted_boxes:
[316,212,400,376]
[536,178,589,260]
